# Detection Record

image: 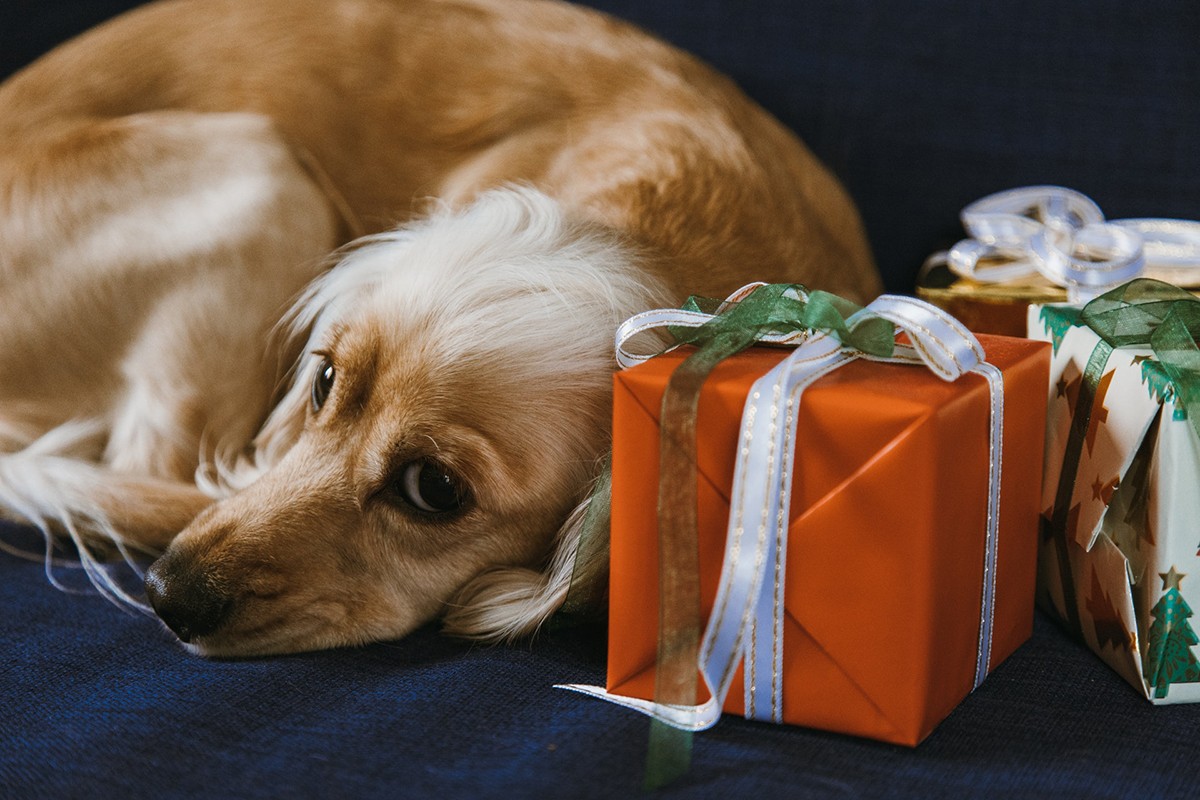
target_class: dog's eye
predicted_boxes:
[311,357,335,412]
[396,460,466,515]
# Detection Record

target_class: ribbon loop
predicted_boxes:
[615,282,896,370]
[863,295,984,381]
[940,186,1200,303]
[1030,223,1145,293]
[1116,219,1200,276]
[1078,278,1200,440]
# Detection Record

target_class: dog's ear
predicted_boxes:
[442,479,609,641]
[442,565,567,642]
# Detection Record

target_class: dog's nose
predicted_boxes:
[144,551,232,643]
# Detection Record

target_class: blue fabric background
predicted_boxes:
[3,1,1200,797]
[588,0,1200,293]
[4,521,1200,799]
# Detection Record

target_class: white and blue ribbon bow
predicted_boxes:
[560,289,1003,731]
[933,185,1200,303]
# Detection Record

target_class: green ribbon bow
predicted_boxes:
[1081,279,1200,439]
[1045,278,1200,637]
[633,283,891,788]
[670,282,896,359]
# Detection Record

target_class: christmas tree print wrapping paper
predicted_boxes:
[1029,298,1200,703]
[605,335,1049,744]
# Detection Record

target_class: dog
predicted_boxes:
[0,0,880,656]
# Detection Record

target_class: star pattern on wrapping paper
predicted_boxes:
[1085,369,1116,456]
[1161,567,1186,592]
[1091,475,1120,505]
[1131,354,1154,367]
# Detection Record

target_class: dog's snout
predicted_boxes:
[145,552,232,644]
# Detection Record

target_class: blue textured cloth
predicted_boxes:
[584,0,1200,294]
[4,2,1200,797]
[3,520,1200,799]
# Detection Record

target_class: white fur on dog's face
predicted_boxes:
[146,188,666,656]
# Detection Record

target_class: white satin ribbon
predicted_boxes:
[614,282,794,369]
[936,185,1200,302]
[560,290,1004,731]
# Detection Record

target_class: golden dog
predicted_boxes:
[0,0,879,656]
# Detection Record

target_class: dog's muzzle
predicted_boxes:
[144,552,232,644]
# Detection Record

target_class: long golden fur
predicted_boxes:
[0,0,879,655]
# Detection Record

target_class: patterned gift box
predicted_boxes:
[1029,280,1200,702]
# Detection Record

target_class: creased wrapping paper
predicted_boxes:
[1030,303,1200,703]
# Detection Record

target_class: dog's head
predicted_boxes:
[144,187,665,656]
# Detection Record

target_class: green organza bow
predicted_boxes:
[1082,278,1200,441]
[670,282,896,359]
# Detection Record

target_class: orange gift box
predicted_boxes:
[606,334,1050,745]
